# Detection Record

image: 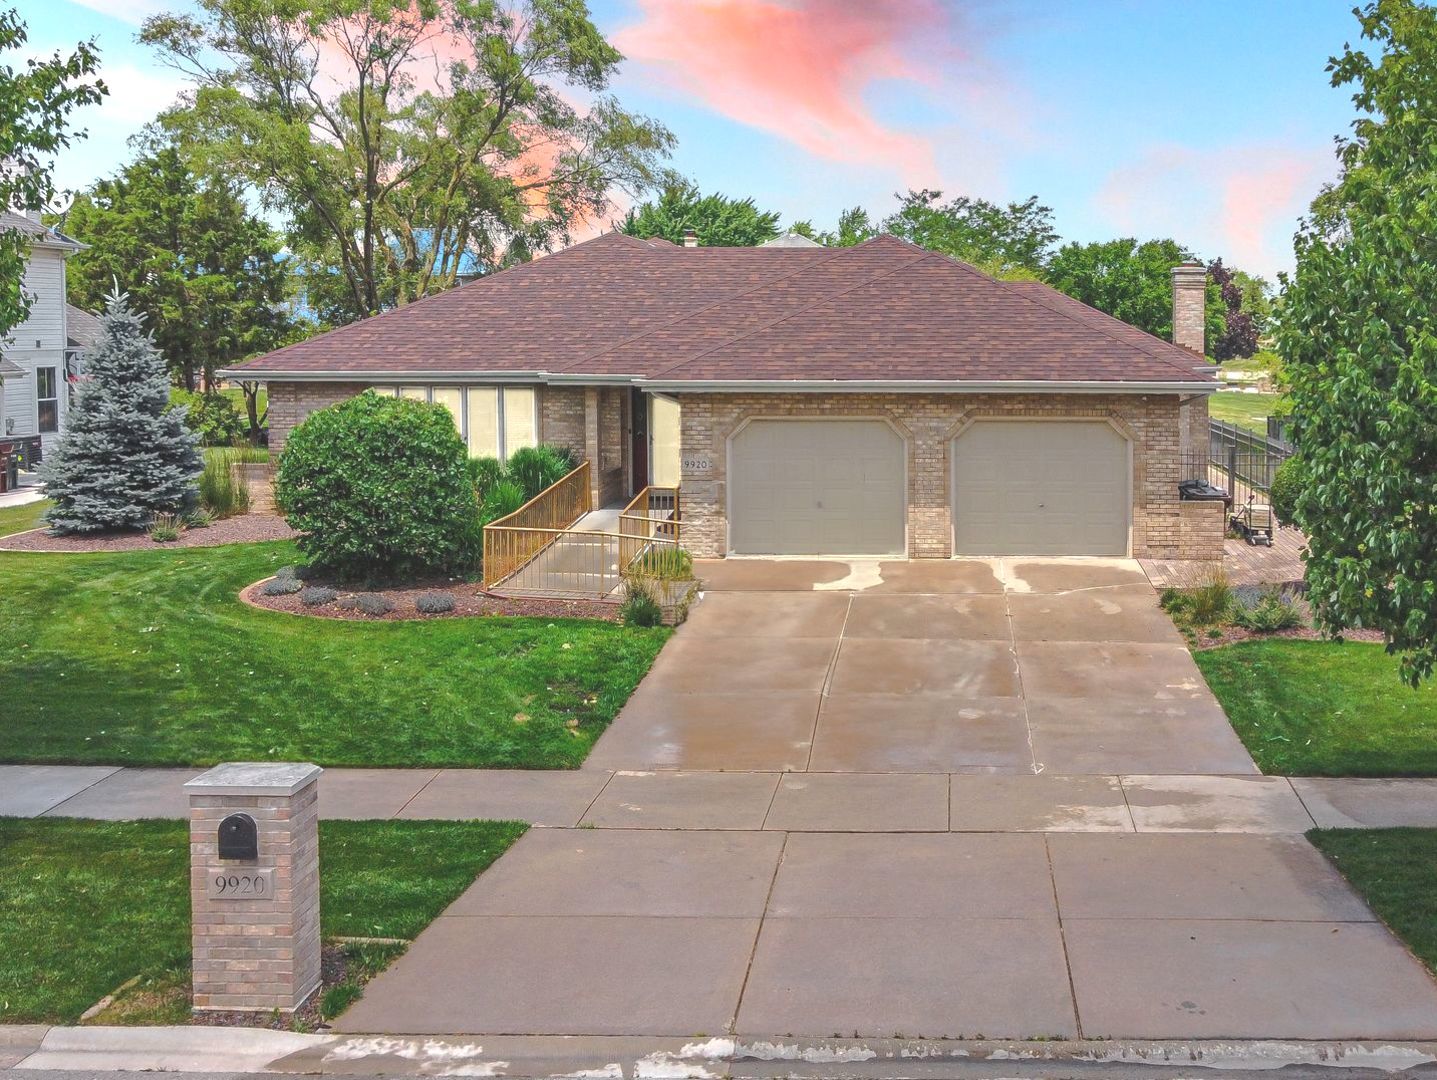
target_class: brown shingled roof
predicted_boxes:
[230,231,1213,388]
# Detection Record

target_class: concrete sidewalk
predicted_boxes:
[6,764,1437,831]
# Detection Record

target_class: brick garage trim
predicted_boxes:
[674,390,1222,562]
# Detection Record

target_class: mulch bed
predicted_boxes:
[1192,624,1387,650]
[1,514,295,552]
[242,576,621,622]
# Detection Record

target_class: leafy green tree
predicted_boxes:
[1045,237,1223,345]
[791,207,876,248]
[1207,258,1259,361]
[879,189,1057,278]
[620,177,780,246]
[0,9,104,341]
[143,0,672,325]
[62,142,295,399]
[1279,0,1437,684]
[42,293,202,533]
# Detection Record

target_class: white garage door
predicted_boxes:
[729,420,905,555]
[952,420,1129,556]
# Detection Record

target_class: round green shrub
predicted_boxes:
[1268,457,1305,526]
[275,392,480,581]
[168,389,247,447]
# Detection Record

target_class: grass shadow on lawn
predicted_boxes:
[1194,639,1437,777]
[1309,828,1437,974]
[0,541,670,768]
[0,817,525,1025]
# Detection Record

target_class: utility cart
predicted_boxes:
[1230,493,1274,547]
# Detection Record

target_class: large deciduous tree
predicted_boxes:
[0,9,105,341]
[879,189,1057,278]
[63,142,296,395]
[1279,0,1437,685]
[1045,237,1224,345]
[619,177,780,247]
[142,0,673,326]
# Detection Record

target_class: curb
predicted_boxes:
[12,1029,1437,1077]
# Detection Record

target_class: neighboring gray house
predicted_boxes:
[0,210,86,454]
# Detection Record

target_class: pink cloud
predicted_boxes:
[614,0,950,184]
[1094,143,1336,276]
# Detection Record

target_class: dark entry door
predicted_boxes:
[630,387,649,493]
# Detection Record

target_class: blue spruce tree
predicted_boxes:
[42,292,201,533]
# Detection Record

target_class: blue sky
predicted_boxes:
[24,0,1362,278]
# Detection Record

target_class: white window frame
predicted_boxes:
[382,384,538,461]
[36,366,59,434]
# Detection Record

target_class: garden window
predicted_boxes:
[36,367,59,433]
[377,384,538,462]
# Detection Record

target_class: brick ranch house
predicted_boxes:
[223,232,1222,561]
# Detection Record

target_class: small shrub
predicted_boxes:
[261,575,303,596]
[199,448,252,518]
[1188,572,1234,625]
[334,595,358,610]
[414,590,456,614]
[185,507,216,529]
[506,444,574,500]
[148,513,182,543]
[467,456,506,500]
[276,392,480,581]
[1158,587,1183,611]
[168,389,248,447]
[1268,457,1305,527]
[480,479,527,524]
[1232,588,1305,632]
[355,593,394,617]
[300,585,338,607]
[620,577,665,627]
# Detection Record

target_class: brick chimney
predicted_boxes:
[1171,260,1207,357]
[681,228,698,249]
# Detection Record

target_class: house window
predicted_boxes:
[378,385,538,462]
[36,367,59,434]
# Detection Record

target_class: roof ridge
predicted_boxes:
[997,276,1208,379]
[558,239,864,371]
[647,248,939,379]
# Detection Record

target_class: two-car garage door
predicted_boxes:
[728,417,1129,557]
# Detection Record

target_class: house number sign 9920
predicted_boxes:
[206,867,275,900]
[682,456,712,473]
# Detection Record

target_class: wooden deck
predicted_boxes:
[1140,525,1307,589]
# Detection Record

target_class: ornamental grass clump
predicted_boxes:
[148,513,182,543]
[276,392,481,582]
[198,448,251,518]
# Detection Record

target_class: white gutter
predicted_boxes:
[216,369,1216,395]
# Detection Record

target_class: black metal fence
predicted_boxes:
[1179,420,1293,506]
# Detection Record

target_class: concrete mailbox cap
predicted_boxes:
[185,762,322,796]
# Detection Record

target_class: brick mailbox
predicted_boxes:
[185,762,322,1013]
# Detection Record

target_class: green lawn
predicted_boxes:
[0,542,670,767]
[1308,828,1437,974]
[1194,640,1437,776]
[0,817,525,1024]
[0,497,50,537]
[1208,390,1282,434]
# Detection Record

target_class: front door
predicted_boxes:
[630,387,649,494]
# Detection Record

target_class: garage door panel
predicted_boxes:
[952,421,1128,556]
[731,420,905,555]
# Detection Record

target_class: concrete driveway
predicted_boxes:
[586,556,1256,776]
[338,558,1437,1042]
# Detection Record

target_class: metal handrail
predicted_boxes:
[481,461,591,588]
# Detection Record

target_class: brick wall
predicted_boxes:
[539,385,586,459]
[674,391,1222,561]
[1180,500,1226,561]
[266,382,370,453]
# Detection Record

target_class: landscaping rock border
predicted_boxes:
[0,514,295,553]
[241,577,622,622]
